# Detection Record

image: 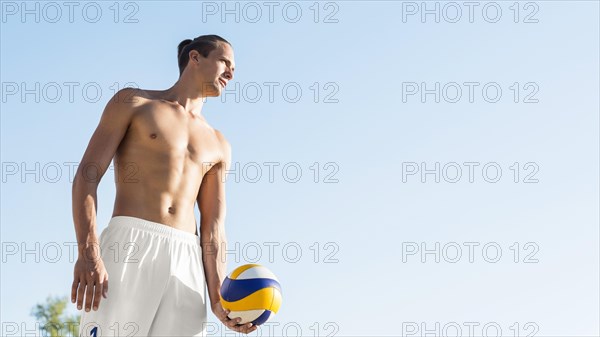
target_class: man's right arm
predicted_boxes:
[72,88,138,254]
[71,88,138,312]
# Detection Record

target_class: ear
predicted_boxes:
[188,49,201,64]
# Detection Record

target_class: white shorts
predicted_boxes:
[79,216,207,337]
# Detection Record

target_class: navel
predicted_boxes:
[168,206,176,214]
[150,133,157,139]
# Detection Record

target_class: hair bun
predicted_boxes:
[177,39,194,57]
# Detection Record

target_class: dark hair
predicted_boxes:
[177,35,231,76]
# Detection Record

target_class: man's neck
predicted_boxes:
[161,80,206,117]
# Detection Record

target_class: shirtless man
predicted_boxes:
[71,35,257,336]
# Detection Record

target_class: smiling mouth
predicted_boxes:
[218,79,226,88]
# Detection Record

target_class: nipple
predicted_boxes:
[150,133,157,139]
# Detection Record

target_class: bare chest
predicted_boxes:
[122,106,222,168]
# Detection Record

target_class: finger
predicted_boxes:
[246,324,258,334]
[103,276,109,299]
[76,280,86,310]
[71,279,79,304]
[234,323,256,334]
[239,323,255,334]
[227,317,242,329]
[93,280,103,310]
[226,318,237,329]
[232,318,245,329]
[218,314,230,324]
[84,281,95,312]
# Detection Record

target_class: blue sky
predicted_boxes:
[1,1,599,336]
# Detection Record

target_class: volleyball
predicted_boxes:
[219,264,282,326]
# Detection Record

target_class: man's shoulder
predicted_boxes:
[105,87,153,114]
[212,129,232,164]
[114,87,154,106]
[213,129,231,151]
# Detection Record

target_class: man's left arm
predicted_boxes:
[198,150,230,312]
[197,137,257,334]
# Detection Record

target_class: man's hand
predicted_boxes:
[71,248,109,312]
[212,301,258,334]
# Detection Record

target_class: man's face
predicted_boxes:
[193,43,235,97]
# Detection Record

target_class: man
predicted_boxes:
[72,35,257,336]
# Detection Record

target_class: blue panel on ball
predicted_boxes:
[220,277,232,299]
[221,277,282,302]
[251,310,272,326]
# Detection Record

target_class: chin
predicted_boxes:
[207,85,221,97]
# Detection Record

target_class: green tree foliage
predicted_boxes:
[31,295,80,337]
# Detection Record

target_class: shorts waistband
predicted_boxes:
[108,215,200,245]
